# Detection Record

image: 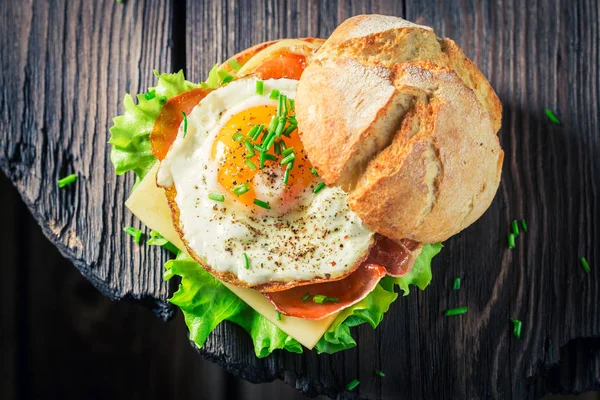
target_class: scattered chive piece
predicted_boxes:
[269,89,280,100]
[281,124,297,137]
[248,124,263,141]
[580,257,591,273]
[545,109,561,125]
[123,226,143,244]
[282,147,294,157]
[346,379,360,391]
[217,69,233,84]
[314,182,326,194]
[444,306,468,316]
[312,295,338,304]
[289,99,295,110]
[253,199,271,210]
[277,94,284,117]
[301,292,311,302]
[279,140,286,151]
[510,318,522,339]
[283,161,293,184]
[512,220,519,236]
[276,311,282,321]
[144,89,156,100]
[244,159,257,171]
[453,278,461,290]
[228,59,242,71]
[255,80,264,95]
[244,140,255,157]
[181,111,188,137]
[208,193,225,202]
[282,94,288,116]
[57,173,78,188]
[232,183,250,196]
[374,370,385,377]
[242,252,250,269]
[280,153,296,165]
[159,95,167,105]
[311,168,318,176]
[232,132,245,142]
[264,134,277,151]
[274,141,282,155]
[508,233,516,249]
[521,219,528,232]
[147,230,179,255]
[262,152,276,161]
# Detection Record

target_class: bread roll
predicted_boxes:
[296,15,503,243]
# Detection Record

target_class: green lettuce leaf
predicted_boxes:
[165,252,302,358]
[314,243,442,354]
[108,71,199,186]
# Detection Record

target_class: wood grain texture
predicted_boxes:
[0,0,176,319]
[1,0,599,399]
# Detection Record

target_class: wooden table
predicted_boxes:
[1,1,598,399]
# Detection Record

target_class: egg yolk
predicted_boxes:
[211,104,315,208]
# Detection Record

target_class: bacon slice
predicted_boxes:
[365,235,422,277]
[263,264,387,320]
[151,88,211,160]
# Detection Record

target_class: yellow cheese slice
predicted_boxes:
[125,164,337,349]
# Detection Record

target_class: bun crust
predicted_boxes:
[296,15,503,243]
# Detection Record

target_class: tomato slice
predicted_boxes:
[150,88,211,160]
[252,50,307,80]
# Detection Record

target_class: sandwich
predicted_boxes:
[109,15,503,357]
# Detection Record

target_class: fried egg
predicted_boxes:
[157,78,374,287]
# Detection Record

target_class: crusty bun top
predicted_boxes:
[296,14,503,243]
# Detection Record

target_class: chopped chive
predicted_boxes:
[275,117,286,137]
[280,153,296,165]
[287,115,297,125]
[346,379,360,391]
[269,89,280,99]
[248,124,263,141]
[57,173,78,188]
[144,89,156,100]
[282,147,294,157]
[242,252,250,269]
[276,311,282,321]
[253,199,271,210]
[301,292,311,302]
[453,278,461,290]
[274,141,282,155]
[232,132,245,142]
[313,182,326,194]
[244,140,255,157]
[268,115,278,134]
[181,112,188,137]
[279,140,286,151]
[512,220,519,236]
[374,370,385,377]
[311,168,318,176]
[545,109,561,125]
[444,306,468,316]
[508,233,516,249]
[263,153,276,161]
[244,159,257,170]
[153,70,160,77]
[283,160,293,184]
[289,99,295,110]
[123,226,143,244]
[228,59,242,71]
[521,219,528,232]
[277,94,284,117]
[232,183,250,196]
[580,257,591,273]
[255,80,264,95]
[208,193,225,202]
[264,133,277,151]
[312,295,338,304]
[281,124,297,137]
[281,94,288,116]
[510,318,522,339]
[259,152,276,168]
[253,144,264,153]
[158,95,167,105]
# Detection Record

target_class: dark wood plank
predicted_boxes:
[0,0,175,317]
[186,1,600,399]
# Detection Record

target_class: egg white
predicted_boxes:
[157,78,374,286]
